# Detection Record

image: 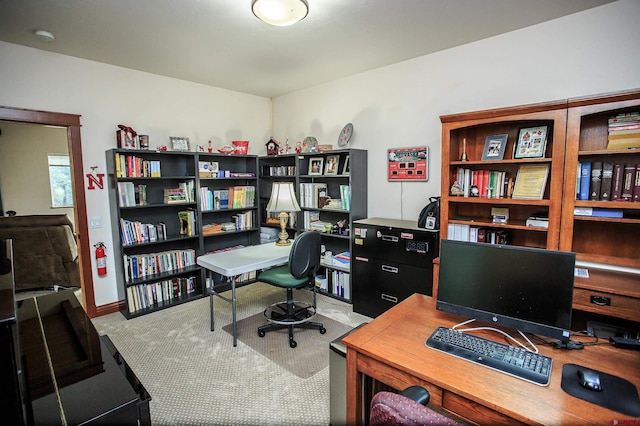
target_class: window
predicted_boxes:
[48,154,73,208]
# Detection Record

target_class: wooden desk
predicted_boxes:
[343,294,640,425]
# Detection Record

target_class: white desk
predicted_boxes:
[196,242,292,346]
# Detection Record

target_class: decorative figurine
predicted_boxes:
[460,137,469,161]
[265,137,279,155]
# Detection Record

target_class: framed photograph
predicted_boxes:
[514,126,548,159]
[170,137,191,152]
[324,155,339,175]
[482,134,508,160]
[308,157,324,176]
[342,155,350,175]
[512,164,549,200]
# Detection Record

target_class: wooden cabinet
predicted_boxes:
[439,101,568,249]
[258,149,367,303]
[106,149,260,318]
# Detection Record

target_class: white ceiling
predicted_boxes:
[0,0,614,98]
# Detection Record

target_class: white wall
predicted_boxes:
[1,0,639,309]
[0,41,272,307]
[272,0,640,221]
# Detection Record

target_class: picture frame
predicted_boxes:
[170,136,191,152]
[308,157,324,176]
[342,155,350,175]
[512,164,549,200]
[514,126,548,159]
[324,155,339,175]
[482,134,508,161]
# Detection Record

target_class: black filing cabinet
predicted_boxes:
[352,218,439,318]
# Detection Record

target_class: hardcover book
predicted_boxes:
[611,164,624,200]
[600,162,614,201]
[589,161,602,201]
[578,162,591,201]
[621,164,635,200]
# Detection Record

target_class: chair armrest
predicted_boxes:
[400,386,430,406]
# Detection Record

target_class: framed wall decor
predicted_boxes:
[512,164,549,200]
[308,157,324,176]
[387,146,428,181]
[170,137,191,152]
[482,134,508,160]
[514,126,548,159]
[324,155,339,175]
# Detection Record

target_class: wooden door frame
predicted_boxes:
[0,106,97,317]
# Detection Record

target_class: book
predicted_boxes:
[611,163,624,200]
[600,162,614,201]
[607,137,640,150]
[589,162,602,200]
[574,207,623,218]
[621,164,635,200]
[578,162,591,200]
[634,164,640,202]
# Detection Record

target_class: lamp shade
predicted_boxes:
[266,182,301,212]
[252,0,308,27]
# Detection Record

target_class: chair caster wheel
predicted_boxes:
[320,327,327,334]
[258,330,265,337]
[289,339,297,348]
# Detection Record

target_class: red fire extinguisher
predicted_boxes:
[94,242,107,276]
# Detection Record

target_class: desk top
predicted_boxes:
[343,294,640,425]
[197,242,292,276]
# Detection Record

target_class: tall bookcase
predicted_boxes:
[106,149,260,318]
[438,89,640,328]
[258,149,367,303]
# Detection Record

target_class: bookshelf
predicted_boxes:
[106,149,261,318]
[258,149,367,302]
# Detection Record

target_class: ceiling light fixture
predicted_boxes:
[34,29,55,42]
[252,0,308,27]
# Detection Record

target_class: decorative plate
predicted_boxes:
[302,136,318,152]
[338,123,353,147]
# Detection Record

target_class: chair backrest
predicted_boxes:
[288,231,321,279]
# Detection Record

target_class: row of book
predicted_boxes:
[199,186,256,210]
[447,223,512,244]
[607,112,640,150]
[453,168,514,199]
[126,276,198,313]
[164,181,196,204]
[122,249,196,282]
[577,161,640,202]
[299,183,328,208]
[117,182,147,207]
[262,165,296,177]
[120,218,167,246]
[115,153,162,178]
[316,269,350,299]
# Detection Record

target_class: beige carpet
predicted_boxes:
[223,312,353,379]
[91,281,371,425]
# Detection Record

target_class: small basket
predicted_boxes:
[232,140,249,155]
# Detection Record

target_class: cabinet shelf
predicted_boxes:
[448,197,551,206]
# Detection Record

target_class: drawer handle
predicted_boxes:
[381,265,398,273]
[381,294,398,303]
[590,295,611,306]
[382,235,399,242]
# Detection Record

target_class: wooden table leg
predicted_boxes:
[346,348,363,425]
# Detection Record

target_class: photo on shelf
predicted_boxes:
[512,164,549,200]
[324,155,339,175]
[482,134,508,160]
[309,157,324,176]
[170,136,191,152]
[342,155,350,175]
[514,126,548,159]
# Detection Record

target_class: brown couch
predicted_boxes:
[0,214,80,291]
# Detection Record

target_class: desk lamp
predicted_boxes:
[266,182,300,246]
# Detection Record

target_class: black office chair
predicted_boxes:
[257,231,326,348]
[370,386,464,426]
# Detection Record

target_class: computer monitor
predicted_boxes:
[436,240,575,343]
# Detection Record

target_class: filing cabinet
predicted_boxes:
[352,218,439,318]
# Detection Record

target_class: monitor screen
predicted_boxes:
[436,240,575,343]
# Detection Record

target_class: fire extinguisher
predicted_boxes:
[94,242,107,276]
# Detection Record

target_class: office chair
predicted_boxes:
[257,231,326,348]
[370,386,464,426]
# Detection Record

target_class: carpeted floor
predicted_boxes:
[91,282,371,425]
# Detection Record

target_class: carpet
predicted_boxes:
[222,311,353,379]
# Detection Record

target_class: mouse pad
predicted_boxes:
[561,363,640,417]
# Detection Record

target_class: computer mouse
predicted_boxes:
[577,368,602,391]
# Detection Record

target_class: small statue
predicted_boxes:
[450,180,464,196]
[295,141,302,154]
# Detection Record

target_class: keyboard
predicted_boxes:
[425,326,552,386]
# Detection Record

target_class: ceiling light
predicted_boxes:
[252,0,308,27]
[34,30,55,42]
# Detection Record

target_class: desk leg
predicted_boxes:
[209,271,215,331]
[346,348,363,425]
[231,276,237,347]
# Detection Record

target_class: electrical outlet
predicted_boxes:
[89,217,102,228]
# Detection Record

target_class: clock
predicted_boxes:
[338,123,353,147]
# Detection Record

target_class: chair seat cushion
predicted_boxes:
[259,265,308,288]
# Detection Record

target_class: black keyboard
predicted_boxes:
[425,326,552,386]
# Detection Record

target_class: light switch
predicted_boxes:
[89,217,102,228]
